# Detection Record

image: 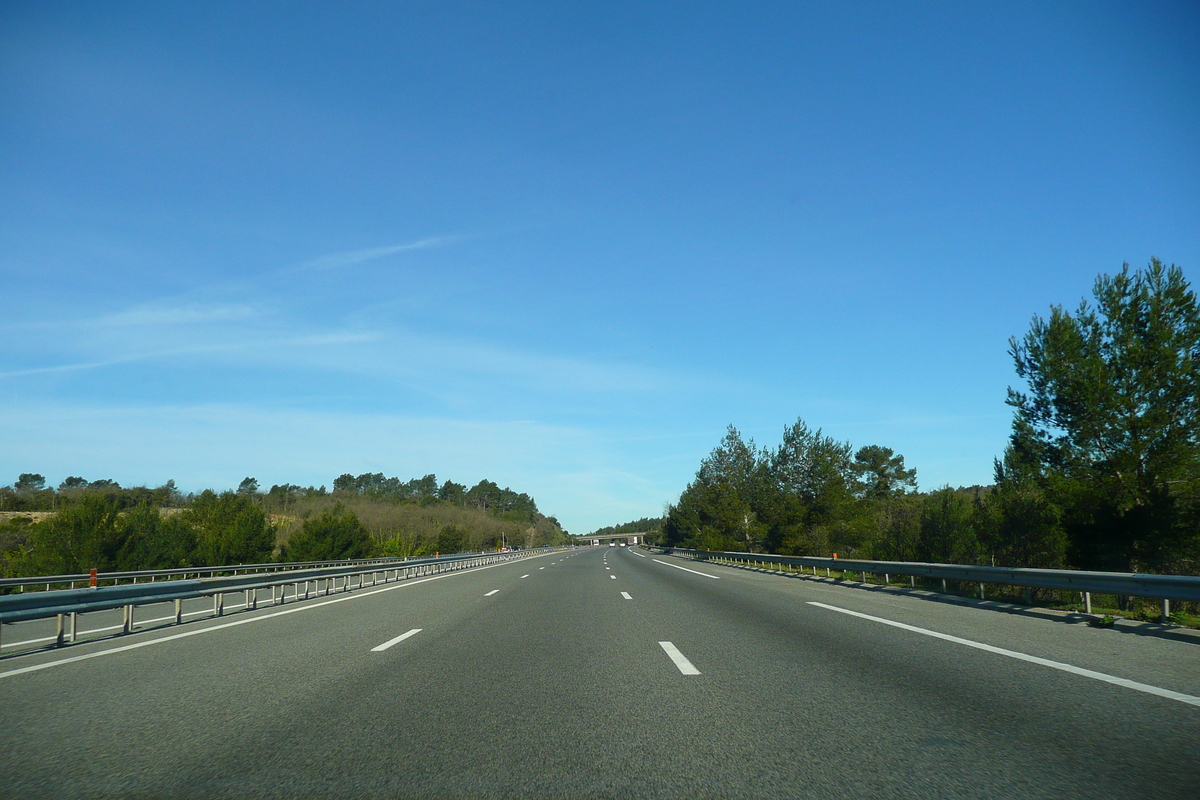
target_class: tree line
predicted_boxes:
[660,260,1200,579]
[0,471,568,580]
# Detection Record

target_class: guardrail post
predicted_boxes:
[175,599,182,624]
[1084,592,1092,614]
[941,579,947,593]
[69,611,77,642]
[978,583,985,600]
[56,613,66,646]
[215,593,224,616]
[910,576,915,588]
[1162,599,1171,624]
[123,604,134,632]
[884,573,889,585]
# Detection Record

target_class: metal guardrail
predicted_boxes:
[654,547,1200,623]
[0,553,476,592]
[0,548,557,651]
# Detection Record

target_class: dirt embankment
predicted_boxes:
[0,508,189,524]
[0,511,56,523]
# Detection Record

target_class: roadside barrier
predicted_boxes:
[0,548,562,652]
[651,547,1200,623]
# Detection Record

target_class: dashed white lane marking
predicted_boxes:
[371,628,422,652]
[539,567,545,570]
[484,589,499,596]
[807,602,1200,708]
[520,574,530,579]
[610,575,617,580]
[652,559,720,579]
[621,592,632,600]
[605,567,610,570]
[659,641,701,675]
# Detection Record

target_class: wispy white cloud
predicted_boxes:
[0,331,380,379]
[98,303,261,327]
[294,237,459,272]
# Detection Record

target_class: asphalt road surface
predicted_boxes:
[2,545,1198,799]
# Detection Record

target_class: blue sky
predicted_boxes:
[2,1,1197,534]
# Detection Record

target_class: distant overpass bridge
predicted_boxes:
[576,531,656,545]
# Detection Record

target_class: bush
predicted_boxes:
[283,503,372,562]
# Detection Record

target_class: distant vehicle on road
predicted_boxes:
[609,542,615,547]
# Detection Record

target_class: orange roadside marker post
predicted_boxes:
[89,568,98,588]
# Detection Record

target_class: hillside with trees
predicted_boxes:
[0,472,568,579]
[657,260,1199,583]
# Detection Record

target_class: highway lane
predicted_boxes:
[1,545,1198,798]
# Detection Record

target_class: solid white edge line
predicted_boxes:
[659,641,701,675]
[621,592,632,600]
[652,559,720,579]
[484,589,499,596]
[371,628,422,652]
[806,601,1200,708]
[0,553,551,680]
[630,550,646,558]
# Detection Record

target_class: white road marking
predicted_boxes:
[610,575,617,579]
[630,550,647,558]
[652,559,720,579]
[605,567,610,570]
[621,592,632,600]
[371,628,422,652]
[0,554,546,680]
[520,574,530,579]
[807,602,1200,708]
[659,641,701,675]
[539,567,545,570]
[484,589,499,596]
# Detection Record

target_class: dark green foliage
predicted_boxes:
[664,421,868,556]
[283,504,371,561]
[16,473,46,492]
[115,505,196,570]
[852,446,917,500]
[1007,259,1200,573]
[18,494,122,574]
[185,491,274,566]
[436,524,467,554]
[917,488,979,564]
